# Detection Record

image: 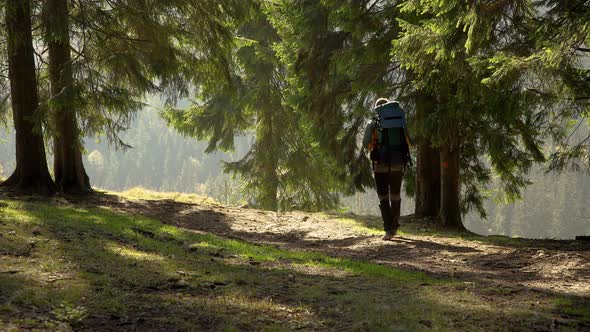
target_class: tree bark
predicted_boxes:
[260,168,279,211]
[46,0,91,193]
[440,144,466,230]
[414,92,441,218]
[415,142,441,217]
[1,0,56,194]
[258,108,279,211]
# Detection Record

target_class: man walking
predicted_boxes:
[363,98,412,240]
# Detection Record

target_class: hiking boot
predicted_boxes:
[379,201,393,234]
[390,199,401,232]
[382,231,395,241]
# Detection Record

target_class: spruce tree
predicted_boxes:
[264,0,404,194]
[164,3,341,211]
[44,0,91,193]
[392,0,548,229]
[33,0,244,194]
[481,0,590,172]
[2,0,56,194]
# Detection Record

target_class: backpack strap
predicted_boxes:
[400,128,413,171]
[367,126,379,151]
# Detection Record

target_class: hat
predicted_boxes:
[374,98,389,109]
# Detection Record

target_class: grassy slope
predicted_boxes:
[115,187,219,206]
[0,195,587,331]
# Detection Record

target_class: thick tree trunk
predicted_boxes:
[415,143,440,217]
[1,0,56,194]
[414,92,440,218]
[440,144,465,230]
[260,169,279,211]
[259,109,279,212]
[257,140,279,211]
[46,0,91,193]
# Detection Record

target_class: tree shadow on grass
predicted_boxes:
[6,191,588,299]
[74,192,481,252]
[3,199,588,331]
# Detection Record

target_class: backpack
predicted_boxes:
[369,101,411,167]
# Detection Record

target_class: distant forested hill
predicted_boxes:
[82,99,252,204]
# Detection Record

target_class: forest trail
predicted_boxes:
[86,192,590,301]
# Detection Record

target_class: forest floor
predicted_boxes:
[1,188,589,331]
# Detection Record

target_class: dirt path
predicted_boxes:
[72,193,590,302]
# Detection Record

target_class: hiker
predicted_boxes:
[362,98,413,240]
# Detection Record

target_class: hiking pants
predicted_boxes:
[374,170,403,232]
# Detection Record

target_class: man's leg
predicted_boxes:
[374,172,393,235]
[388,170,404,233]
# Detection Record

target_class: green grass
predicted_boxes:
[553,298,590,319]
[111,186,219,205]
[0,197,585,331]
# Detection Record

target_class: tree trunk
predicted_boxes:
[440,144,465,230]
[258,108,279,212]
[260,169,279,211]
[415,143,441,217]
[1,0,56,194]
[414,92,440,218]
[46,0,91,193]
